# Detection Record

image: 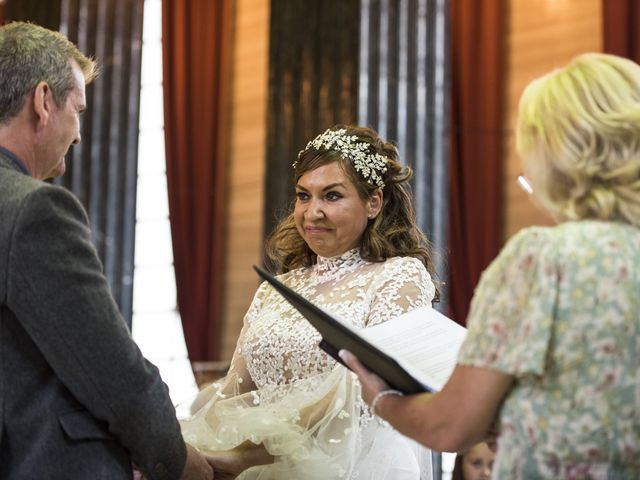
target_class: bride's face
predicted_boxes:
[294,161,381,258]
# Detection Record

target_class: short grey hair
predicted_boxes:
[0,21,97,124]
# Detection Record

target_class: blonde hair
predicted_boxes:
[516,53,640,227]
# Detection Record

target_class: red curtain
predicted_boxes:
[162,0,232,361]
[602,1,640,61]
[448,0,505,325]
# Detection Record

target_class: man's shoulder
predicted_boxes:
[0,169,76,205]
[0,172,86,232]
[0,169,43,227]
[0,165,38,194]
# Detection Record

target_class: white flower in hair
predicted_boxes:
[293,128,389,188]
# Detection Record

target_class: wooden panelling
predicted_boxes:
[220,0,269,360]
[502,0,602,240]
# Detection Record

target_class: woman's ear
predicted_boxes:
[367,189,383,219]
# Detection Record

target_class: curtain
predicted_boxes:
[56,0,144,329]
[263,0,359,243]
[602,0,640,61]
[448,0,505,325]
[358,0,450,308]
[162,0,232,362]
[0,0,59,30]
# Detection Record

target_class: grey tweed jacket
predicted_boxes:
[0,152,186,479]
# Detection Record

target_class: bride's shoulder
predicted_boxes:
[377,255,427,275]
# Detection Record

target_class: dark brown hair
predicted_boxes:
[266,124,439,301]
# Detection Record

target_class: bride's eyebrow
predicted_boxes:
[322,182,346,191]
[295,182,347,191]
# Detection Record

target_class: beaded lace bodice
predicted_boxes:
[230,249,435,392]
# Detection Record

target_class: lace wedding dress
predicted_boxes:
[180,249,436,479]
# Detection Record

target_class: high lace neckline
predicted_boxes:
[313,248,364,283]
[316,248,361,269]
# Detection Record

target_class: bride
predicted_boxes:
[180,125,439,479]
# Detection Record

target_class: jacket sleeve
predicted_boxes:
[6,184,186,480]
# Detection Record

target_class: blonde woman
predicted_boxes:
[343,53,640,478]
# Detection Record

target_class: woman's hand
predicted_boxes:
[203,441,273,479]
[339,349,390,406]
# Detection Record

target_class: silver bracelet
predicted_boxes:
[370,389,404,417]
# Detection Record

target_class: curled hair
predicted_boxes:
[0,22,98,124]
[266,124,440,301]
[516,53,640,227]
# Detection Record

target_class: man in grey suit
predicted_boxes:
[0,22,213,480]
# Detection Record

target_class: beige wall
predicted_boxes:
[220,0,269,360]
[502,0,602,239]
[219,0,604,361]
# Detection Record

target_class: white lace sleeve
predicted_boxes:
[180,284,265,426]
[222,282,271,393]
[365,256,436,328]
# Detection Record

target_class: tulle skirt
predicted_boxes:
[180,366,432,479]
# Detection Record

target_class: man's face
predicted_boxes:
[39,61,86,179]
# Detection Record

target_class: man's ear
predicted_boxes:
[33,81,53,130]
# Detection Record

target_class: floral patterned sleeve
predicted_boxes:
[457,227,560,377]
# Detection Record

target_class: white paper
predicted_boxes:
[359,307,467,391]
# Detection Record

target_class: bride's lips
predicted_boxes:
[305,226,331,234]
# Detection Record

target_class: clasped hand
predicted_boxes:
[201,440,274,480]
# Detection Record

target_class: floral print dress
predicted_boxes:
[457,220,640,479]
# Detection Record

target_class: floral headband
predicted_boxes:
[293,128,389,188]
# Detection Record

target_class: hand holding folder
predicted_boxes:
[254,265,467,394]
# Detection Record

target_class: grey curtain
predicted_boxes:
[358,0,449,305]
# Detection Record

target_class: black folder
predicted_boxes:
[253,265,430,394]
